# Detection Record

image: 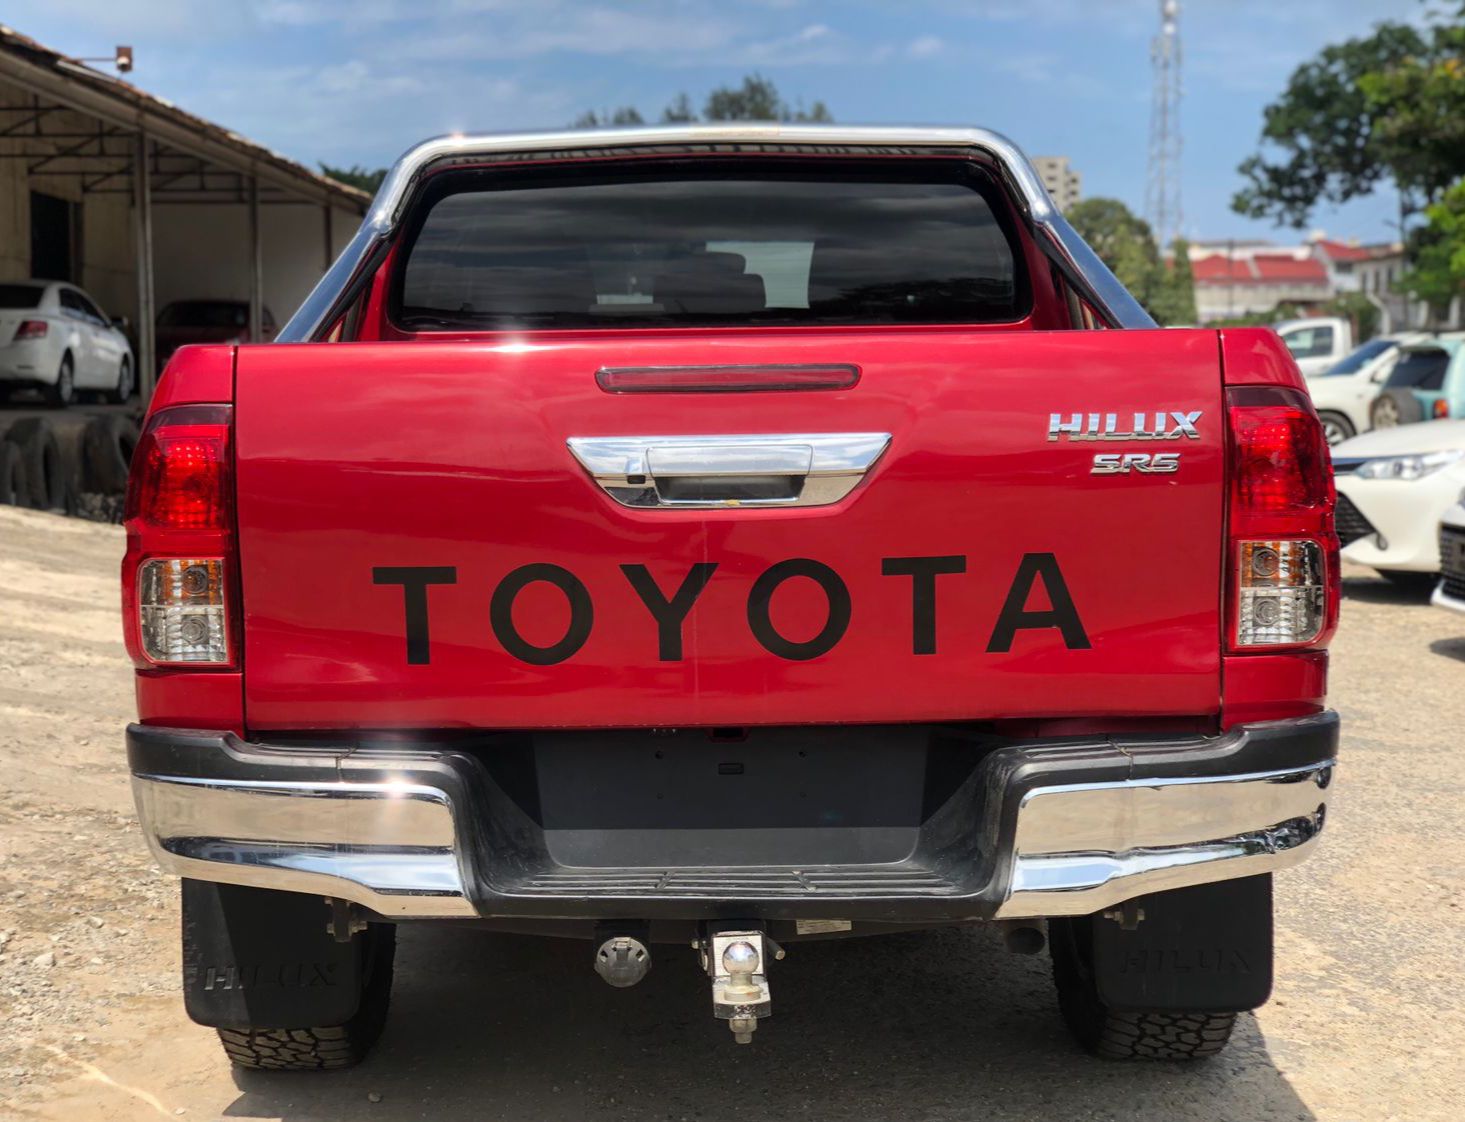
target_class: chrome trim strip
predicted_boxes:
[993,760,1334,919]
[279,124,1154,342]
[566,431,890,508]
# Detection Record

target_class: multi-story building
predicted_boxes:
[1032,156,1081,212]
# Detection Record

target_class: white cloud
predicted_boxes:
[906,34,943,58]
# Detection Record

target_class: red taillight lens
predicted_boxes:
[1226,387,1338,650]
[123,404,236,668]
[1433,398,1450,420]
[13,319,47,341]
[125,405,232,531]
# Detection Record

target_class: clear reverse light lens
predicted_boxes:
[1236,540,1326,647]
[1355,449,1465,481]
[139,558,230,664]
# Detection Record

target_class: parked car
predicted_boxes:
[1432,498,1465,614]
[1331,418,1465,590]
[122,125,1339,1071]
[155,299,275,369]
[0,279,134,406]
[1369,335,1465,430]
[1305,333,1429,445]
[1275,316,1353,377]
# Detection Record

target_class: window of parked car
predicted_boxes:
[1281,325,1335,360]
[1319,337,1394,376]
[394,160,1027,330]
[0,284,44,308]
[158,301,274,329]
[72,291,106,325]
[1383,349,1451,392]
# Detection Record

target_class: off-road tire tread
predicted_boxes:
[1051,915,1238,1061]
[1089,1009,1237,1060]
[213,925,394,1072]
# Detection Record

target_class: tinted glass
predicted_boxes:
[158,301,249,328]
[58,289,85,315]
[1321,337,1393,376]
[1385,350,1450,391]
[75,293,104,323]
[0,284,43,309]
[397,167,1023,329]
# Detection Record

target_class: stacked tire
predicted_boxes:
[0,413,139,518]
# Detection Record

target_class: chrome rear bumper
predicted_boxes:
[129,713,1336,922]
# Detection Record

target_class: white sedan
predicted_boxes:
[1305,333,1430,446]
[1332,419,1465,592]
[0,279,134,407]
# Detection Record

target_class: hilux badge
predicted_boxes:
[1048,411,1202,441]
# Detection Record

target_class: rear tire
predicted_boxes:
[1050,916,1237,1060]
[216,923,396,1072]
[106,355,134,405]
[42,354,75,408]
[1371,389,1422,429]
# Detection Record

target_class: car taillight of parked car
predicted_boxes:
[1226,386,1339,650]
[1433,399,1451,420]
[12,319,47,341]
[121,404,237,668]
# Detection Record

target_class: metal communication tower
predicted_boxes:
[1146,0,1182,250]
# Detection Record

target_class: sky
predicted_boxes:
[3,0,1428,244]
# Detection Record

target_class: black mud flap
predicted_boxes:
[1091,875,1273,1013]
[181,880,367,1030]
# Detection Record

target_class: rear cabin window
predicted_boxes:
[0,284,43,309]
[395,164,1026,330]
[1385,350,1451,392]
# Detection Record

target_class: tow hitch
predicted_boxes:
[695,926,784,1044]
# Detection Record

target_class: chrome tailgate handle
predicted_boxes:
[567,433,890,508]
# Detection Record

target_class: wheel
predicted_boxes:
[3,418,67,510]
[216,924,397,1071]
[42,353,75,408]
[81,414,140,494]
[1380,570,1438,596]
[1050,916,1237,1060]
[1317,410,1354,446]
[0,441,25,506]
[106,355,134,405]
[1370,389,1421,429]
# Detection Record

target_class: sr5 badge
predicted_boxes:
[1091,452,1180,475]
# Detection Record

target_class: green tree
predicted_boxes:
[320,163,387,195]
[1402,179,1465,316]
[577,74,832,128]
[573,106,645,128]
[1151,236,1198,326]
[1066,198,1185,323]
[1232,18,1465,229]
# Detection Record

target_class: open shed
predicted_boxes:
[0,25,370,397]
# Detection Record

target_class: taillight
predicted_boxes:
[13,319,47,341]
[1226,387,1338,650]
[122,404,236,669]
[1433,398,1450,420]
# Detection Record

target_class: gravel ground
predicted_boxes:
[1,504,1461,1121]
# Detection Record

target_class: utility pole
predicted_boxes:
[1146,0,1182,252]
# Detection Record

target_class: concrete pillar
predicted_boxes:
[132,129,156,400]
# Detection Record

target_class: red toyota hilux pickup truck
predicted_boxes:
[122,125,1338,1070]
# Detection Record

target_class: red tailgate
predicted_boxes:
[234,328,1225,730]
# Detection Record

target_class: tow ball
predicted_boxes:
[695,927,784,1044]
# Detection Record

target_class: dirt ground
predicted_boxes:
[1,504,1461,1121]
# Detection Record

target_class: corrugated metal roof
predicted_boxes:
[0,24,370,211]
